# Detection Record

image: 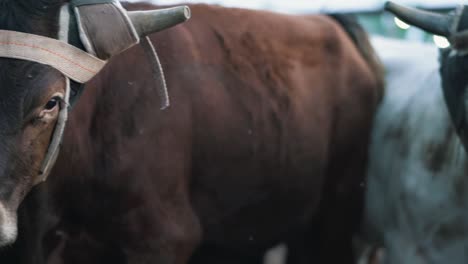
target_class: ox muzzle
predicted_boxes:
[0,0,190,185]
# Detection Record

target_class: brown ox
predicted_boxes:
[0,1,383,263]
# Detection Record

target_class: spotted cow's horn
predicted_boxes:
[128,6,191,37]
[385,1,452,37]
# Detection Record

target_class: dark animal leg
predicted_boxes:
[189,244,265,264]
[286,235,320,264]
[121,200,202,264]
[314,147,368,264]
[287,146,368,264]
[286,195,361,264]
[312,221,357,264]
[44,230,68,264]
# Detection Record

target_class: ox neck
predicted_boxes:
[439,48,468,152]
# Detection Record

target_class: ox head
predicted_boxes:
[0,0,190,247]
[385,2,468,152]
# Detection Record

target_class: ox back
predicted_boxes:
[1,3,383,264]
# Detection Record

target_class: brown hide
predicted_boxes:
[30,3,382,264]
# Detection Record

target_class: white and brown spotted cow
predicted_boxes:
[359,35,468,264]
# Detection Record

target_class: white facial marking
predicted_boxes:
[0,202,17,247]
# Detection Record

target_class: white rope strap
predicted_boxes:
[0,30,106,83]
[35,78,71,184]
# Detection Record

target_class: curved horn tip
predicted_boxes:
[182,6,191,21]
[384,1,397,11]
[128,5,192,37]
[381,1,452,37]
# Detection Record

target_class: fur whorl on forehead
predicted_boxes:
[0,0,67,37]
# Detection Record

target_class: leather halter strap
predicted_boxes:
[37,78,71,184]
[0,30,106,83]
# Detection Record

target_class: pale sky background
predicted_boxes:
[125,0,464,48]
[126,0,467,13]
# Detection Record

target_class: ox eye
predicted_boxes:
[44,97,61,111]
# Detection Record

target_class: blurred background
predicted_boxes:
[127,0,468,48]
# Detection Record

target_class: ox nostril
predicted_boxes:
[0,203,17,247]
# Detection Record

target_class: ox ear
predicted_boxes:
[69,0,190,60]
[384,1,453,37]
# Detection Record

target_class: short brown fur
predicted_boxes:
[3,3,383,264]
